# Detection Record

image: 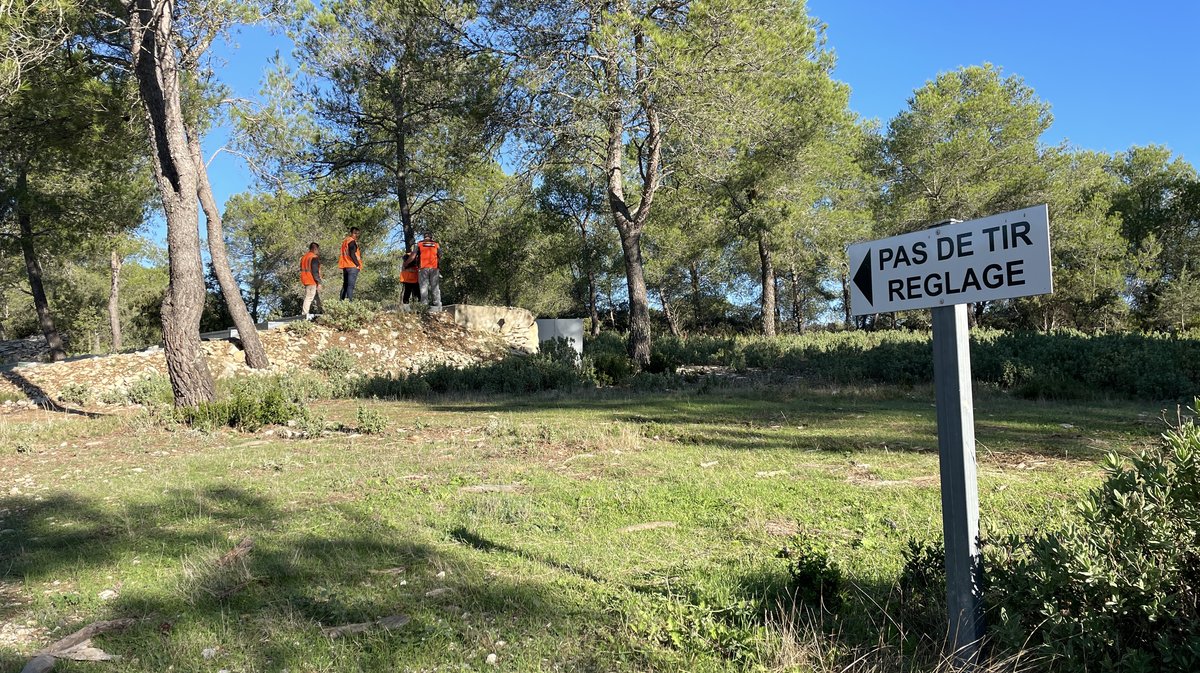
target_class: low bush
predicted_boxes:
[355,405,388,434]
[356,350,595,399]
[777,537,844,613]
[286,318,317,336]
[311,347,357,378]
[317,299,379,331]
[128,375,173,407]
[57,383,92,406]
[174,378,300,432]
[986,403,1200,671]
[640,329,1200,400]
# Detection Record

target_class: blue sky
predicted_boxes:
[199,1,1200,220]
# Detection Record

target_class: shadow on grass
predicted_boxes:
[0,486,620,672]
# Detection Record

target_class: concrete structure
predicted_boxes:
[443,305,539,353]
[535,319,584,358]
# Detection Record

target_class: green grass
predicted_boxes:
[0,382,1167,672]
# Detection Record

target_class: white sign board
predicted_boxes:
[848,205,1053,316]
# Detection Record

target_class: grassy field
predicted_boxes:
[0,381,1170,672]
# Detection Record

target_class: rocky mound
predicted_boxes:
[0,311,521,406]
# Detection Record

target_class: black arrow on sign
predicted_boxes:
[853,249,873,306]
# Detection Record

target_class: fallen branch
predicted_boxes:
[321,614,411,639]
[21,618,136,673]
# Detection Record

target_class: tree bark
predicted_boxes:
[108,248,122,352]
[758,231,776,338]
[602,26,661,368]
[130,0,215,406]
[658,286,680,337]
[393,74,415,251]
[841,277,852,328]
[588,269,600,337]
[15,168,66,361]
[789,262,802,333]
[688,262,703,327]
[188,134,269,369]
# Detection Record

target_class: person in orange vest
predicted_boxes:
[300,242,323,319]
[417,233,442,309]
[400,246,420,304]
[338,227,363,300]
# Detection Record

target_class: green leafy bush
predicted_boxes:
[641,329,1200,401]
[286,318,317,336]
[897,539,947,639]
[317,299,379,331]
[311,347,357,378]
[57,383,92,406]
[986,406,1200,671]
[174,378,300,432]
[128,375,173,407]
[355,405,388,434]
[777,537,844,612]
[356,350,594,399]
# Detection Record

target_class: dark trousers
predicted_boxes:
[402,282,420,304]
[340,268,359,301]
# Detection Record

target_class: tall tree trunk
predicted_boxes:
[394,81,415,251]
[588,269,600,337]
[841,276,852,327]
[658,286,680,337]
[758,231,776,338]
[189,135,269,369]
[108,248,122,352]
[618,228,652,365]
[130,0,215,406]
[15,168,66,361]
[688,262,702,326]
[602,28,661,369]
[789,263,802,333]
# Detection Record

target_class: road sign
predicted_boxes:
[844,205,1054,666]
[848,205,1052,316]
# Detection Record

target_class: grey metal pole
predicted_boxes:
[931,303,984,664]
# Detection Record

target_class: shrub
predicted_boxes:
[777,537,844,613]
[174,378,300,432]
[128,375,173,407]
[317,299,379,331]
[355,405,388,435]
[897,539,947,639]
[286,318,317,336]
[58,383,92,406]
[311,347,357,378]
[356,351,594,399]
[294,406,326,437]
[986,405,1200,672]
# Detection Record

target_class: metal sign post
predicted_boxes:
[847,205,1053,664]
[932,303,983,662]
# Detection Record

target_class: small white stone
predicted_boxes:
[98,589,118,600]
[486,653,498,666]
[202,647,217,660]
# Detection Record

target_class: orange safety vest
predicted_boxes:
[338,236,362,269]
[300,251,319,286]
[418,240,440,269]
[400,266,418,283]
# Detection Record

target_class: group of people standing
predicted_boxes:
[299,227,443,318]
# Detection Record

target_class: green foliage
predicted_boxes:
[648,329,1200,400]
[294,406,327,438]
[57,382,91,406]
[316,300,378,331]
[310,347,356,378]
[173,378,300,432]
[356,351,594,399]
[897,540,947,639]
[584,331,635,385]
[777,537,844,612]
[354,405,387,435]
[286,318,316,336]
[986,409,1200,672]
[625,592,762,664]
[128,375,172,407]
